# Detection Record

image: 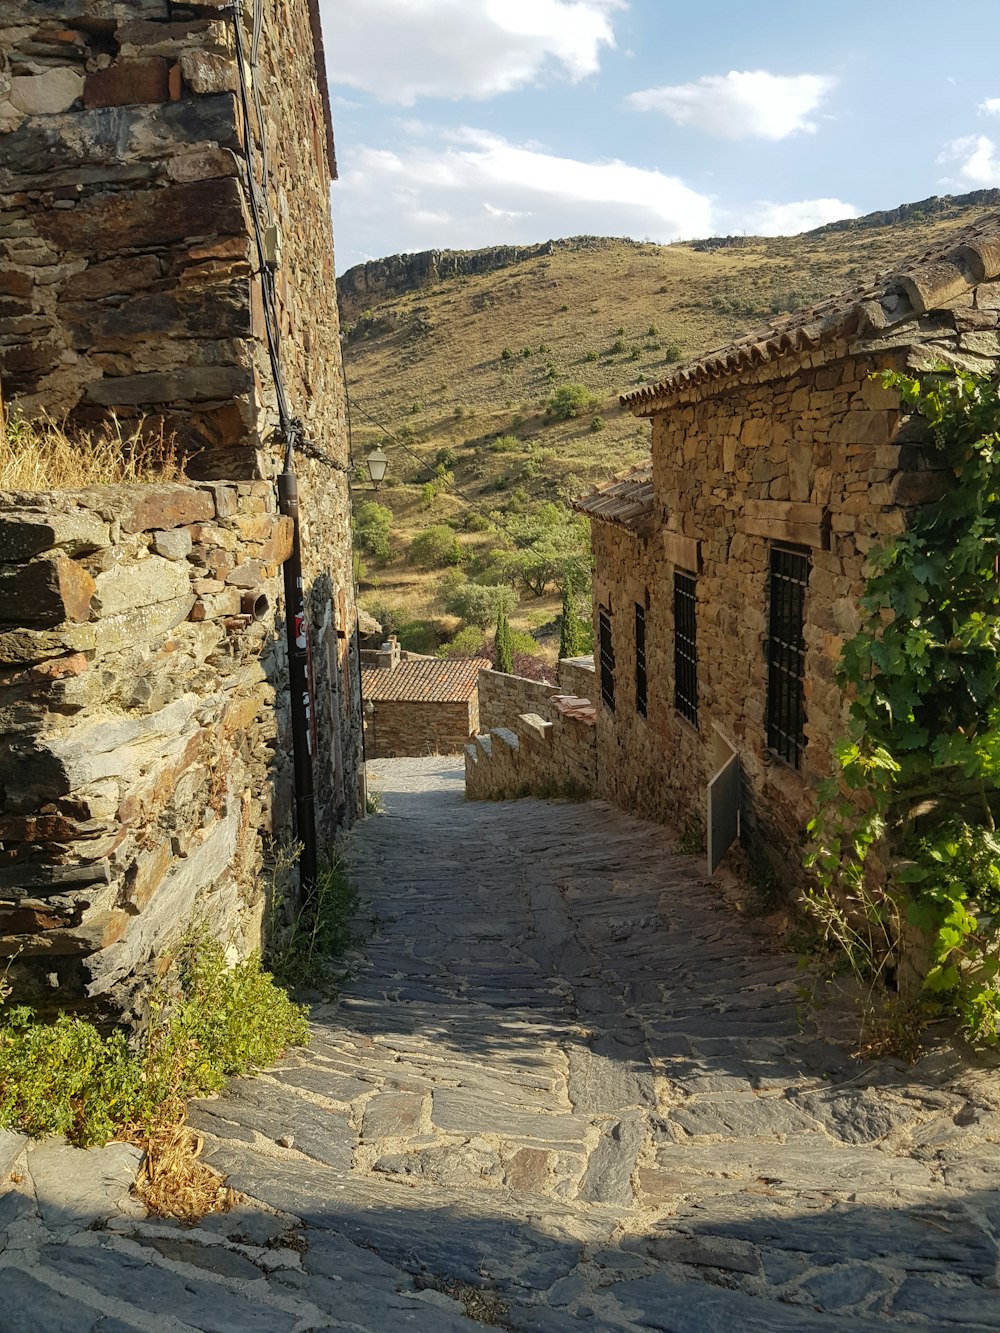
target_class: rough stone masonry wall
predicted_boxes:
[477,669,560,730]
[365,700,474,759]
[0,0,361,841]
[594,331,998,881]
[466,666,597,801]
[0,482,295,1016]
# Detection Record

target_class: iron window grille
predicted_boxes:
[635,602,648,717]
[599,606,615,712]
[673,570,698,726]
[766,545,810,768]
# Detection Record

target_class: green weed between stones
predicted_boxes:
[0,934,308,1149]
[266,853,361,996]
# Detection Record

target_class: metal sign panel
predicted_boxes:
[707,750,740,875]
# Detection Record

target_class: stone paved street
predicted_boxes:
[3,756,1000,1330]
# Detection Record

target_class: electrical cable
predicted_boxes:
[345,392,525,545]
[228,0,319,890]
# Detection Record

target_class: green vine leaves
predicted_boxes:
[805,367,1000,1044]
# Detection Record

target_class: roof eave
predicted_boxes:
[307,0,338,180]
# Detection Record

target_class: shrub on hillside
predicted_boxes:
[479,633,553,683]
[437,625,488,658]
[440,572,516,627]
[544,383,596,422]
[353,501,393,562]
[409,524,462,568]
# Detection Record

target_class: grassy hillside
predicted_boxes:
[340,195,1000,665]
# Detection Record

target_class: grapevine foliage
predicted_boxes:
[805,368,1000,1043]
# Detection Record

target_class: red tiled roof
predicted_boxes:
[362,658,490,703]
[621,212,1000,414]
[573,465,654,531]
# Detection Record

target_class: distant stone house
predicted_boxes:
[362,648,491,757]
[575,214,1000,880]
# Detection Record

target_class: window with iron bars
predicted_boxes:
[635,602,648,717]
[673,570,698,726]
[598,606,615,711]
[766,544,810,768]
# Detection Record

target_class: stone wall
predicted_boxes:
[477,669,560,730]
[556,656,596,703]
[465,665,597,801]
[0,0,362,842]
[591,280,1000,882]
[0,481,298,1016]
[365,700,475,759]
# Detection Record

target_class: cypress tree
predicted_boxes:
[495,604,514,674]
[558,578,586,660]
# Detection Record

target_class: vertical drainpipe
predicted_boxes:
[277,437,318,898]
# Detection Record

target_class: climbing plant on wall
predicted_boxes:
[805,367,1000,1043]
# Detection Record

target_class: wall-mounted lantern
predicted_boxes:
[365,446,388,489]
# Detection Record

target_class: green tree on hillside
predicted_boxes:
[353,501,393,562]
[544,383,596,421]
[558,578,588,660]
[487,504,591,597]
[495,604,514,674]
[440,570,516,627]
[409,524,462,568]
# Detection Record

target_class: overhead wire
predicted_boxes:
[345,392,524,545]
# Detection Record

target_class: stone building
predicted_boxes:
[362,652,490,758]
[575,214,1000,880]
[0,1,362,1010]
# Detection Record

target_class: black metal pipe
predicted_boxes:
[278,464,317,898]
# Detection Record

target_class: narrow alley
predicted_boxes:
[4,758,999,1331]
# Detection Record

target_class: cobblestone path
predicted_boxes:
[3,756,1000,1330]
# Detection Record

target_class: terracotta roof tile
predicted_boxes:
[622,211,1000,413]
[362,657,490,703]
[551,694,597,724]
[573,465,654,531]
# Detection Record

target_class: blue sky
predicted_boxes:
[319,0,1000,272]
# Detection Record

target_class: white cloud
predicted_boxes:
[939,134,1000,187]
[333,127,714,265]
[627,70,836,140]
[320,0,623,105]
[979,97,1000,116]
[743,197,859,235]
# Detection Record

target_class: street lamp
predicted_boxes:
[365,446,388,489]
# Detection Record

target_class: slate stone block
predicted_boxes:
[0,1269,108,1333]
[84,58,170,108]
[115,484,214,534]
[0,557,96,627]
[0,511,110,562]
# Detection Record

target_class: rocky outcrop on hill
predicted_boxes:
[810,190,1000,237]
[338,243,554,320]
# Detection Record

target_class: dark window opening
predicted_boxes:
[599,606,615,712]
[767,545,809,768]
[673,570,698,726]
[635,602,648,717]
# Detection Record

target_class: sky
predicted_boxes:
[319,0,1000,273]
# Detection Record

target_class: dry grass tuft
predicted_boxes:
[0,408,187,490]
[132,1121,235,1226]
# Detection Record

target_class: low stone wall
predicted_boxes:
[466,665,597,801]
[477,669,559,729]
[366,699,474,758]
[557,656,595,701]
[0,481,297,1017]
